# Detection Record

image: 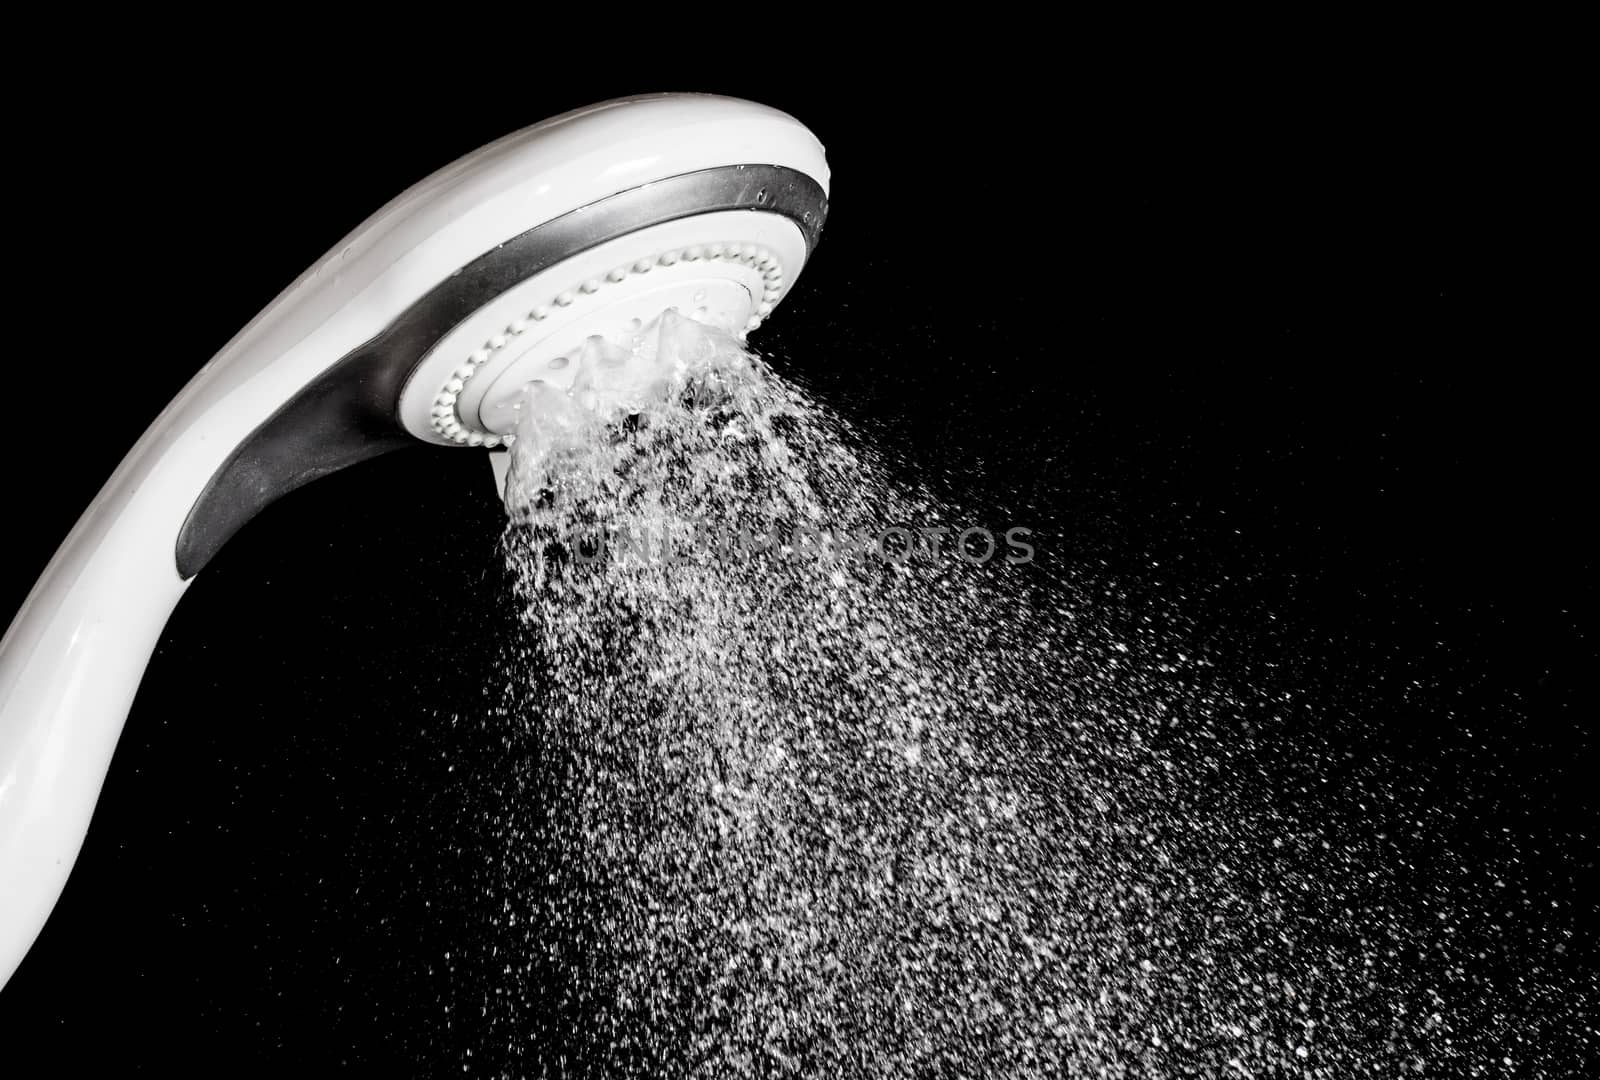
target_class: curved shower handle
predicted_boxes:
[0,166,466,986]
[0,433,204,986]
[0,247,423,987]
[0,186,497,987]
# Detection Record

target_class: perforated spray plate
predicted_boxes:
[398,210,807,447]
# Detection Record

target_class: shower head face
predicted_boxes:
[398,203,808,448]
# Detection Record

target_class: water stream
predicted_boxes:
[455,313,1587,1078]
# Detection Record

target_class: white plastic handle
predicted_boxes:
[0,432,198,985]
[0,93,828,987]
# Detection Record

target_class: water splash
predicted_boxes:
[457,313,1593,1077]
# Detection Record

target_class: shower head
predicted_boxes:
[180,96,828,576]
[0,94,829,986]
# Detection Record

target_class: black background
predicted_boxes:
[0,49,1591,1071]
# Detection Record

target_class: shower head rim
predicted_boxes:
[414,217,801,448]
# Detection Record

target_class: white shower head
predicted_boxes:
[0,94,829,986]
